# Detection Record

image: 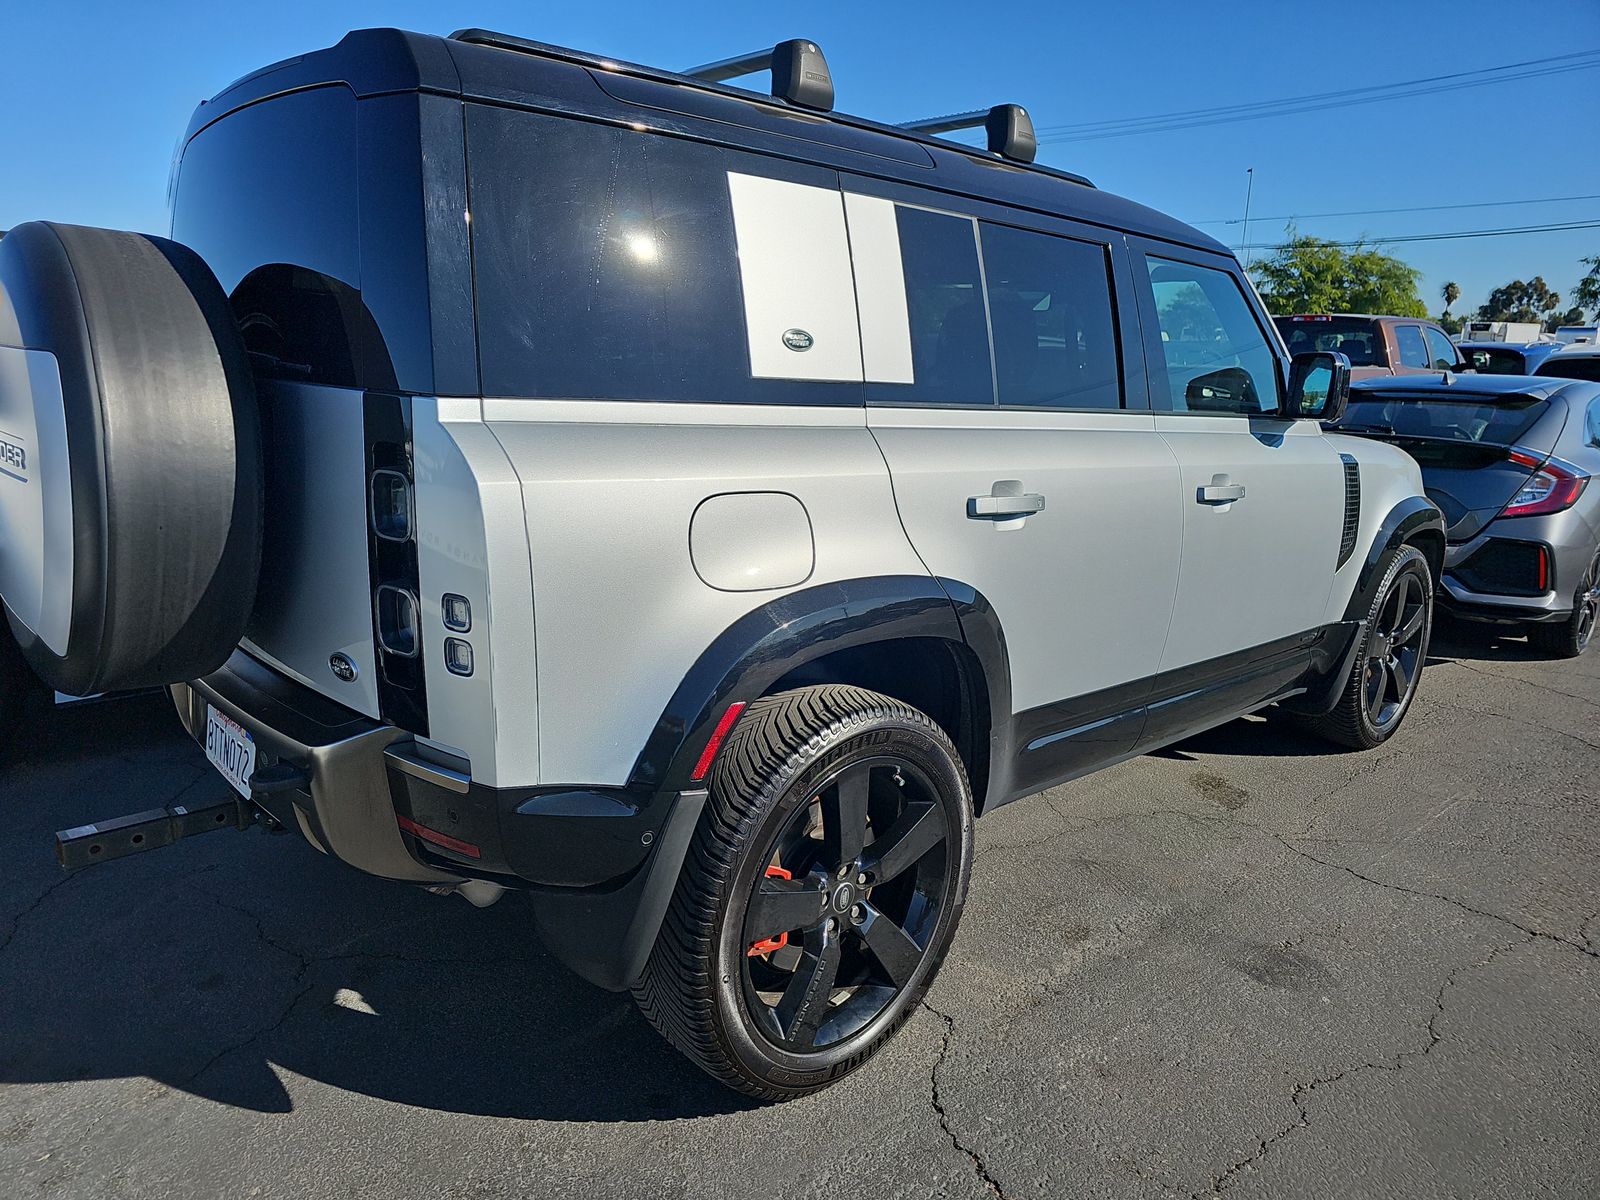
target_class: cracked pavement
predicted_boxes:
[0,619,1596,1198]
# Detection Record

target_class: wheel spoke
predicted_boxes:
[774,927,842,1046]
[1390,650,1416,694]
[1385,574,1412,634]
[745,875,826,944]
[1364,662,1388,722]
[861,801,946,884]
[822,767,871,866]
[1395,602,1425,645]
[856,903,924,987]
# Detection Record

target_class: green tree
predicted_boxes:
[1547,306,1587,333]
[1251,230,1426,317]
[1475,276,1561,325]
[1572,255,1600,318]
[1437,312,1465,336]
[1441,280,1460,316]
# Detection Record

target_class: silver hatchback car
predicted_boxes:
[1338,375,1600,657]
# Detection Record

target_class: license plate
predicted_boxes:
[204,707,257,799]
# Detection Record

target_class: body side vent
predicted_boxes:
[1337,454,1361,569]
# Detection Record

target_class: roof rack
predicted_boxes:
[899,105,1037,163]
[683,40,834,112]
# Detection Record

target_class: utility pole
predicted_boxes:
[1239,167,1255,268]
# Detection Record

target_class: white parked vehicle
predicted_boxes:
[1461,320,1548,344]
[0,28,1444,1098]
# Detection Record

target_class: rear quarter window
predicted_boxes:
[467,106,858,405]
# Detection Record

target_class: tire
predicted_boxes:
[1306,544,1433,750]
[0,222,261,695]
[1527,546,1600,659]
[634,685,974,1100]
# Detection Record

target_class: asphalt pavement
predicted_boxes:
[1,620,1596,1199]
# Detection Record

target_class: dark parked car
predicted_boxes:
[1457,340,1562,376]
[1334,375,1600,656]
[1276,313,1467,380]
[1534,344,1600,384]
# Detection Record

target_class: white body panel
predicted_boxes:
[242,382,380,717]
[481,400,925,786]
[1321,433,1431,621]
[1153,414,1345,670]
[0,347,73,654]
[727,173,862,382]
[412,398,541,787]
[868,407,1183,712]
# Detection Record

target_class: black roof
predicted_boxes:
[185,27,1228,257]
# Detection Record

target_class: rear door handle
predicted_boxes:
[1196,480,1246,505]
[968,488,1046,519]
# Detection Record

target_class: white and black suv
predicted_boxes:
[0,29,1444,1098]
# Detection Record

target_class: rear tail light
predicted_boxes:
[375,585,421,657]
[1503,449,1590,518]
[371,470,413,541]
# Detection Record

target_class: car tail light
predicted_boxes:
[1502,449,1590,518]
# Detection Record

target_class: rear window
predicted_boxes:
[1461,347,1529,375]
[1273,316,1383,366]
[1338,392,1550,446]
[1535,355,1600,383]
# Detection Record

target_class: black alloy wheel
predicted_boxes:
[739,756,950,1052]
[1307,544,1434,749]
[1361,565,1429,733]
[1530,545,1600,659]
[634,685,973,1100]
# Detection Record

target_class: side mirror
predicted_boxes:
[1286,351,1350,422]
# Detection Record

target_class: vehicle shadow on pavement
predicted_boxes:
[1426,615,1558,665]
[0,696,756,1122]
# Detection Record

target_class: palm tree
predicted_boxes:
[1442,280,1460,316]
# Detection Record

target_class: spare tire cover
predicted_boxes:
[0,222,261,695]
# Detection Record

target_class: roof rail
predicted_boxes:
[899,104,1037,163]
[683,39,834,112]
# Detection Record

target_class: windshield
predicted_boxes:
[1535,355,1600,383]
[1273,317,1382,366]
[1336,392,1549,447]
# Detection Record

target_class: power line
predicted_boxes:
[1031,50,1600,143]
[1239,219,1600,253]
[1195,193,1600,227]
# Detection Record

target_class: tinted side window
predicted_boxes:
[1424,327,1458,370]
[1589,396,1600,447]
[468,106,857,404]
[1144,258,1280,414]
[868,207,992,406]
[980,224,1121,409]
[1395,325,1430,368]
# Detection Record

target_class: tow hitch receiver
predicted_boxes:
[55,796,253,872]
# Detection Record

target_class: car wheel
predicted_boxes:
[633,684,974,1100]
[1307,544,1434,750]
[1528,545,1600,659]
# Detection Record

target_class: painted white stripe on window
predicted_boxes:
[726,173,863,382]
[843,193,915,384]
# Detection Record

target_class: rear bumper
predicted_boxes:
[1439,528,1582,624]
[174,647,706,990]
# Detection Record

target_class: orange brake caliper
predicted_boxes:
[747,864,793,957]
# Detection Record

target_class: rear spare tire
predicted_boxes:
[0,222,260,695]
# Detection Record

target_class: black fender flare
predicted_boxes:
[1343,495,1445,624]
[627,574,1012,800]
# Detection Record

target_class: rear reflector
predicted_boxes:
[397,814,481,859]
[691,701,748,782]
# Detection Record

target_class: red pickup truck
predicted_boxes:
[1274,314,1467,380]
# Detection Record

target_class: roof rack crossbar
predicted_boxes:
[682,39,834,112]
[900,104,1037,164]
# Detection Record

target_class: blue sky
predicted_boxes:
[3,0,1597,316]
